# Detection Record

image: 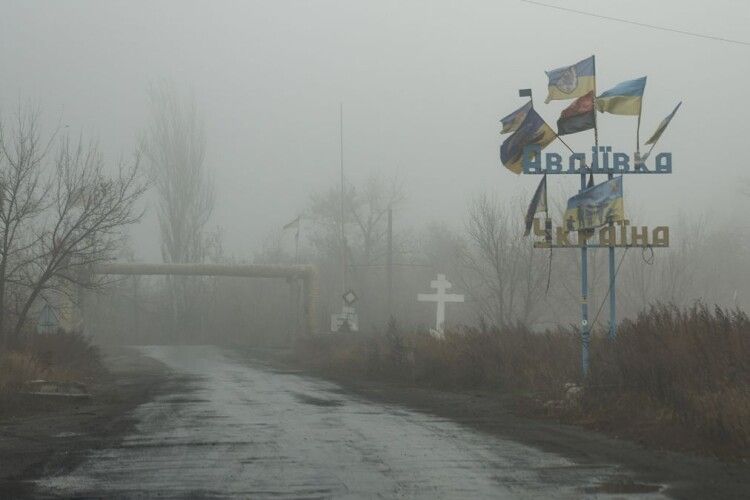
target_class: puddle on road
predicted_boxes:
[54,432,81,438]
[585,480,664,495]
[293,392,343,407]
[164,397,211,404]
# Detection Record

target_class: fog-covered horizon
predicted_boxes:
[2,1,748,260]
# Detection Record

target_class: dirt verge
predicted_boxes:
[0,346,171,498]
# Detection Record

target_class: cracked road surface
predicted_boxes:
[37,346,666,498]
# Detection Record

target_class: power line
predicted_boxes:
[520,0,750,47]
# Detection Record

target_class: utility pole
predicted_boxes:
[132,275,138,337]
[339,103,347,300]
[294,219,301,338]
[387,206,393,319]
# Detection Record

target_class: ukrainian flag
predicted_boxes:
[596,77,646,116]
[545,56,595,103]
[500,108,556,174]
[564,177,624,231]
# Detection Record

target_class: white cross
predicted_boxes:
[417,273,464,336]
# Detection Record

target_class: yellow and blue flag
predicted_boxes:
[500,101,532,134]
[645,101,682,145]
[500,108,556,174]
[564,177,624,231]
[545,56,595,103]
[596,77,646,116]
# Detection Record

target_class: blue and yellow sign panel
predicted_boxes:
[564,177,624,231]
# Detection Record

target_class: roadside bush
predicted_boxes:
[0,331,103,398]
[298,323,579,395]
[0,351,45,395]
[587,303,750,452]
[24,330,103,377]
[297,302,750,457]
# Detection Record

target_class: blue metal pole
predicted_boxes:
[608,239,616,340]
[608,169,617,340]
[580,173,590,377]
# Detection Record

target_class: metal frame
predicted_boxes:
[90,262,320,336]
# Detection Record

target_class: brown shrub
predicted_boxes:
[23,330,103,377]
[297,302,750,456]
[298,323,579,395]
[587,303,750,451]
[0,351,46,395]
[0,331,103,397]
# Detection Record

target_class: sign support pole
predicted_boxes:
[579,173,590,377]
[583,59,597,376]
[608,232,616,340]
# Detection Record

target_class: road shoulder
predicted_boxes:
[248,348,750,500]
[0,346,171,498]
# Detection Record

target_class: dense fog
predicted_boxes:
[1,1,748,343]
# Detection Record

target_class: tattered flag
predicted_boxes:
[524,175,547,236]
[645,101,682,145]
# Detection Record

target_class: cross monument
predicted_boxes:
[417,273,464,336]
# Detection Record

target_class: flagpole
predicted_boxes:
[591,55,617,343]
[579,167,590,377]
[522,89,553,265]
[577,55,597,377]
[603,65,618,342]
[533,90,553,244]
[553,133,578,156]
[592,55,599,148]
[636,112,642,154]
[636,79,645,153]
[519,88,533,108]
[644,141,656,160]
[641,131,660,162]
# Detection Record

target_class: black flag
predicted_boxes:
[524,176,547,236]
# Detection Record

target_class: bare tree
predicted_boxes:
[307,174,405,323]
[140,82,215,333]
[0,108,146,348]
[308,174,404,268]
[463,192,547,327]
[141,81,214,264]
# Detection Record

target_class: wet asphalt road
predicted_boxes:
[37,346,666,499]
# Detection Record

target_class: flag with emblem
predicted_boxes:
[500,108,556,175]
[500,101,532,134]
[545,56,595,103]
[564,177,624,231]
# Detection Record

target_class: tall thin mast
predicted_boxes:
[339,103,347,296]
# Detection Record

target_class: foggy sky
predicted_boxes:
[1,1,748,260]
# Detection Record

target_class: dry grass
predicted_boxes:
[0,331,103,398]
[298,320,579,395]
[297,304,750,458]
[0,351,46,395]
[585,303,750,455]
